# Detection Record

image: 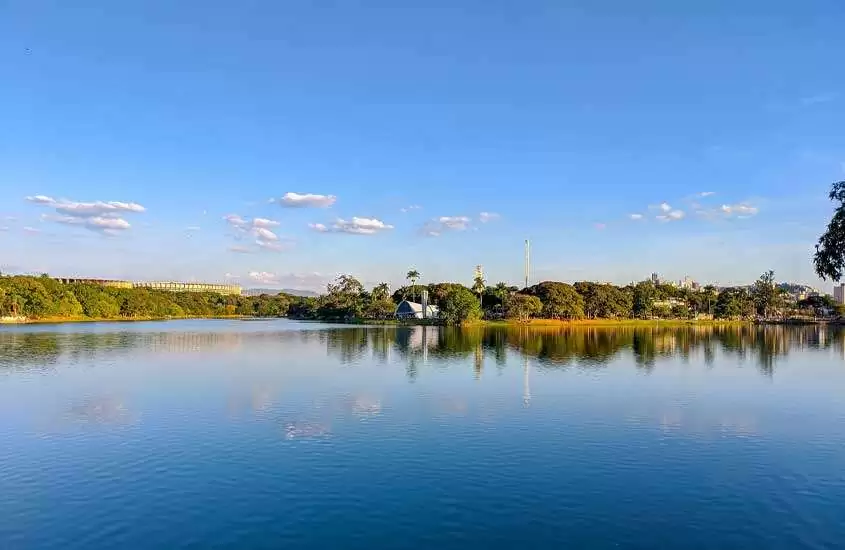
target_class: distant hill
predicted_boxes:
[243,288,319,298]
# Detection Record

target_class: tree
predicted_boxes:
[492,282,513,305]
[365,297,396,319]
[670,303,689,319]
[406,269,420,301]
[319,274,365,319]
[715,287,754,319]
[440,286,482,324]
[814,181,845,281]
[472,273,486,308]
[372,282,391,302]
[525,282,584,319]
[631,281,655,319]
[751,270,777,318]
[575,282,632,319]
[505,294,542,322]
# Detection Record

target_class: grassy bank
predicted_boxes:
[2,315,247,325]
[477,318,750,328]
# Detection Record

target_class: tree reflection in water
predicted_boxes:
[322,324,845,378]
[2,323,843,380]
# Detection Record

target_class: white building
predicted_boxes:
[395,300,439,319]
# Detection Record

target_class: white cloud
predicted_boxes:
[422,215,472,236]
[26,195,145,235]
[0,226,8,232]
[251,227,278,242]
[23,226,40,234]
[224,273,240,279]
[252,217,280,228]
[400,205,422,213]
[438,216,471,230]
[656,210,685,222]
[721,204,759,217]
[629,213,644,220]
[87,216,131,231]
[479,212,500,223]
[224,215,288,251]
[247,271,327,290]
[255,240,289,252]
[698,191,716,198]
[659,202,672,212]
[310,217,393,235]
[43,213,132,234]
[249,271,280,285]
[228,245,254,254]
[223,214,249,229]
[25,195,54,205]
[275,192,337,208]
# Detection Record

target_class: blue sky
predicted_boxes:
[2,0,844,291]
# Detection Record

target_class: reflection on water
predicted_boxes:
[4,323,840,377]
[2,320,845,549]
[64,396,133,426]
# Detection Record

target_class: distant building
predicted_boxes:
[834,284,845,304]
[395,300,439,320]
[680,276,695,289]
[53,277,133,289]
[53,277,241,296]
[134,281,242,296]
[651,272,660,284]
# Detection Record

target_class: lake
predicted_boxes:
[1,320,844,549]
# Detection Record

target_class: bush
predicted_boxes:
[440,287,482,325]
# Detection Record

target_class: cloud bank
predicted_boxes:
[310,217,393,235]
[26,195,145,235]
[274,192,337,208]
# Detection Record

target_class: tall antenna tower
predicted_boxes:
[524,239,530,289]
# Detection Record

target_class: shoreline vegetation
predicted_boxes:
[1,270,841,327]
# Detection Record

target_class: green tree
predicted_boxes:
[406,269,420,301]
[751,270,777,318]
[319,274,365,319]
[472,273,486,307]
[631,281,655,319]
[525,282,584,319]
[505,294,542,322]
[575,282,632,318]
[814,181,845,281]
[715,287,753,319]
[440,286,482,324]
[670,303,690,319]
[365,297,396,319]
[372,282,391,302]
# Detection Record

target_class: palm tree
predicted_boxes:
[494,282,510,304]
[473,274,486,307]
[406,269,420,301]
[373,282,390,302]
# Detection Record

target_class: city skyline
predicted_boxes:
[2,2,844,292]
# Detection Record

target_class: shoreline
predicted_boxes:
[2,316,836,328]
[0,315,247,325]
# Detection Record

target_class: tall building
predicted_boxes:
[834,284,845,304]
[651,272,659,285]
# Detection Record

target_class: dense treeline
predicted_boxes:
[0,275,297,320]
[2,270,838,324]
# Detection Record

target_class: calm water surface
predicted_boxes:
[1,320,844,549]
